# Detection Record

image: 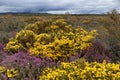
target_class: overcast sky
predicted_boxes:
[0,0,120,14]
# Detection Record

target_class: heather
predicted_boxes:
[0,52,59,80]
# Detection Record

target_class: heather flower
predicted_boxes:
[81,41,112,62]
[0,43,8,62]
[0,43,5,50]
[0,52,58,79]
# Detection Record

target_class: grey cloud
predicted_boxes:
[0,0,120,14]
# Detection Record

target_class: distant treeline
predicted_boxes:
[0,13,110,16]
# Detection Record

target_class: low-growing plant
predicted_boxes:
[81,40,112,62]
[39,59,120,80]
[0,52,59,80]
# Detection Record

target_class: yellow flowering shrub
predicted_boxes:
[0,66,18,78]
[5,39,25,53]
[25,20,52,34]
[30,38,75,60]
[35,33,51,45]
[5,30,35,52]
[15,30,35,48]
[52,19,68,28]
[5,18,97,60]
[0,66,6,73]
[30,26,96,60]
[39,68,67,80]
[39,59,120,80]
[7,68,18,78]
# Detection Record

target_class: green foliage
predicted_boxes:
[0,15,25,32]
[98,9,120,61]
[0,31,9,43]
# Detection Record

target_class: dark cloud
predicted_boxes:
[0,0,119,14]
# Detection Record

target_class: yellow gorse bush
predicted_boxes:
[7,68,18,78]
[39,59,120,80]
[15,30,35,46]
[29,20,97,60]
[5,19,97,60]
[0,66,18,78]
[5,39,25,53]
[0,66,6,73]
[5,30,35,53]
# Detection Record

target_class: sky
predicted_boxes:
[0,0,120,14]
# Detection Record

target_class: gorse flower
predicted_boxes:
[7,68,18,78]
[39,59,120,80]
[0,66,18,78]
[0,66,6,73]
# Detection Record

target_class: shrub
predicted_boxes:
[35,33,51,45]
[15,30,35,48]
[107,9,120,24]
[0,43,5,50]
[0,15,25,32]
[5,30,35,53]
[100,9,120,62]
[0,31,17,43]
[25,20,52,34]
[30,26,97,61]
[5,19,97,61]
[82,18,91,25]
[0,43,8,62]
[39,59,120,80]
[5,39,25,53]
[81,40,112,62]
